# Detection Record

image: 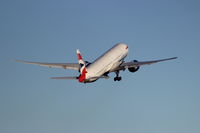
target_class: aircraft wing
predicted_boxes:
[16,60,80,70]
[120,57,177,69]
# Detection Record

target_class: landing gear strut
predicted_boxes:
[114,71,122,81]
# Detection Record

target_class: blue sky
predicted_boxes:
[0,0,200,133]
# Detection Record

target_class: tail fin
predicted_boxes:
[77,49,85,65]
[76,49,87,82]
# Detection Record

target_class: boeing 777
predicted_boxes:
[16,43,177,83]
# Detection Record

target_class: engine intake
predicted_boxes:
[128,60,140,73]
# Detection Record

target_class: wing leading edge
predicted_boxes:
[16,60,80,70]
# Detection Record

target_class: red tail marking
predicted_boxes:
[77,53,82,60]
[78,67,87,82]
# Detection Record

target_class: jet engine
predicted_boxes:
[128,60,140,73]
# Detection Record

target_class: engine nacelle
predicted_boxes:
[128,60,140,73]
[128,66,140,73]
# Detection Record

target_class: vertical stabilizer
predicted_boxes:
[77,49,85,65]
[76,49,87,82]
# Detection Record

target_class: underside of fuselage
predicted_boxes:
[83,78,98,83]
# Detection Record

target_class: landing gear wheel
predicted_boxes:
[114,77,122,81]
[114,71,122,81]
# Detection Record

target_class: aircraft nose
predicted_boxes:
[125,45,128,49]
[115,43,128,51]
[122,44,128,50]
[117,43,128,48]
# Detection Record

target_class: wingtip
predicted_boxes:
[15,59,32,64]
[15,59,25,63]
[172,57,178,59]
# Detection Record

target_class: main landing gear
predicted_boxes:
[114,71,122,81]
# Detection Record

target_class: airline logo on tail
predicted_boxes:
[76,49,87,82]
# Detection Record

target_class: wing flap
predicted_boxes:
[16,60,80,70]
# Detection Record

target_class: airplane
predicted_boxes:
[16,43,177,83]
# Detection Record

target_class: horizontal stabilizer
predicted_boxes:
[50,76,78,80]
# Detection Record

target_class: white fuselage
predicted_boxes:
[85,43,128,82]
